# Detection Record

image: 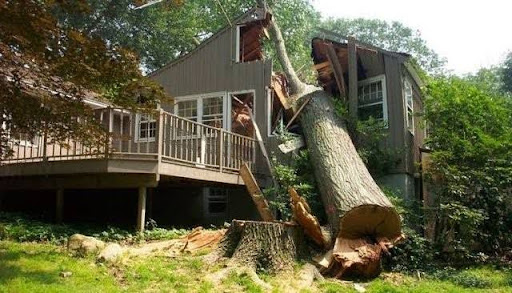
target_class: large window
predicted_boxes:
[204,187,228,216]
[135,114,157,142]
[175,94,225,129]
[357,75,388,122]
[403,78,414,133]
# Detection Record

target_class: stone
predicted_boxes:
[97,243,124,263]
[67,234,105,256]
[59,271,72,278]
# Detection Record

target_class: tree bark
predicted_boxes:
[257,0,401,278]
[217,220,304,273]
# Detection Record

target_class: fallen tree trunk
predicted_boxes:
[257,0,402,278]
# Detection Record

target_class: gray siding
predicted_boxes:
[383,54,407,173]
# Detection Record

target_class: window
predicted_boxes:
[135,114,157,142]
[404,79,414,133]
[357,75,388,122]
[202,96,224,128]
[177,100,198,122]
[175,94,225,128]
[204,187,228,216]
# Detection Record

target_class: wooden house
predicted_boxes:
[311,34,426,201]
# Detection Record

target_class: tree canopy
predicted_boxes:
[425,77,512,255]
[0,0,167,158]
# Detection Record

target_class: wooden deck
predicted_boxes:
[0,108,256,188]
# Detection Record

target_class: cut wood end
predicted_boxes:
[338,204,401,240]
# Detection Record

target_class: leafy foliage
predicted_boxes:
[0,212,188,244]
[424,77,512,257]
[263,149,325,223]
[0,0,168,158]
[333,100,402,177]
[502,51,512,93]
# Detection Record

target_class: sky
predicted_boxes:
[312,0,512,75]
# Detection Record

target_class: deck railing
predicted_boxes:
[3,107,257,173]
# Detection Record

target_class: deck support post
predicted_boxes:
[56,188,64,223]
[136,186,147,233]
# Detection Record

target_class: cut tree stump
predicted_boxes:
[217,220,305,273]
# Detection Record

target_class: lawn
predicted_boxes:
[0,240,511,293]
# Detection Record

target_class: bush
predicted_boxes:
[432,268,493,288]
[382,189,434,272]
[425,77,512,256]
[0,212,190,244]
[262,150,325,223]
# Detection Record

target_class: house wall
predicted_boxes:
[150,26,273,175]
[357,51,425,201]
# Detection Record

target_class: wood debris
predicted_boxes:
[289,187,327,248]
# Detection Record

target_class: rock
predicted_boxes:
[97,243,124,263]
[354,283,366,293]
[67,234,105,256]
[59,271,72,278]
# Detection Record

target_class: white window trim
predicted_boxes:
[357,74,388,123]
[235,25,244,63]
[228,89,256,133]
[266,86,275,137]
[174,91,228,129]
[203,187,228,217]
[134,113,157,143]
[403,78,414,134]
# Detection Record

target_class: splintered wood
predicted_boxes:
[289,187,327,248]
[316,235,405,279]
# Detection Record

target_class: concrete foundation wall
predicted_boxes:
[377,173,416,202]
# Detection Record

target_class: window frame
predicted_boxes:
[228,89,256,134]
[174,91,228,129]
[134,113,157,143]
[203,187,228,217]
[357,74,388,123]
[403,78,414,134]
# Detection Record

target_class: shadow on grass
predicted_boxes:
[0,243,62,285]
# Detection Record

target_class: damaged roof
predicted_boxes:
[149,7,271,77]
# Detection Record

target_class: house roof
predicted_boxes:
[148,7,271,78]
[311,34,425,88]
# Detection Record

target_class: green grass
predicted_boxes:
[1,240,511,293]
[0,241,118,293]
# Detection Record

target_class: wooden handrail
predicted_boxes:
[2,106,257,172]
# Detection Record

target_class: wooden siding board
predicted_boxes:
[384,55,407,173]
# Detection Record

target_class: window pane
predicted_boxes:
[358,104,384,120]
[207,188,227,214]
[177,100,197,119]
[203,96,223,128]
[358,80,383,105]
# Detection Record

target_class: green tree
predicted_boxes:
[320,18,446,74]
[425,77,512,257]
[52,0,320,76]
[501,51,512,93]
[0,0,167,158]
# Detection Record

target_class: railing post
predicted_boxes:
[42,130,48,162]
[157,109,164,161]
[219,129,224,172]
[104,107,112,158]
